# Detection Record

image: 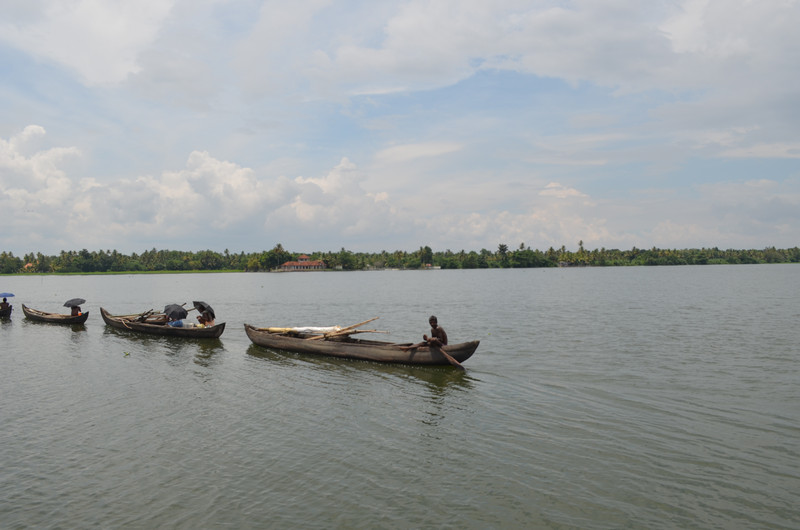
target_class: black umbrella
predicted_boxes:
[192,301,215,320]
[64,298,86,308]
[164,304,188,321]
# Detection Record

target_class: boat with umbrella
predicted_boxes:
[100,305,225,338]
[0,292,14,319]
[22,297,89,324]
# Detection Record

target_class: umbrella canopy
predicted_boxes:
[0,292,14,298]
[164,304,188,321]
[192,301,215,320]
[64,298,86,308]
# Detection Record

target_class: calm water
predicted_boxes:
[1,266,798,529]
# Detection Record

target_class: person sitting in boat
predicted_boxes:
[426,315,448,346]
[0,298,10,311]
[401,315,448,350]
[196,311,215,327]
[71,305,82,316]
[167,317,185,327]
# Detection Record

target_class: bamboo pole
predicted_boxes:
[306,317,379,340]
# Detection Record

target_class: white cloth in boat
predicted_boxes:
[267,325,341,334]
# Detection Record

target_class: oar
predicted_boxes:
[341,329,389,335]
[432,344,465,370]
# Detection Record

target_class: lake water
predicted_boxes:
[1,266,798,528]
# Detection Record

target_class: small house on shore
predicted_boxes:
[281,254,326,271]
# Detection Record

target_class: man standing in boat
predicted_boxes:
[402,315,448,350]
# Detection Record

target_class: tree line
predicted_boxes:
[1,242,799,274]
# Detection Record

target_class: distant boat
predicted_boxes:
[22,304,89,324]
[244,323,479,366]
[0,292,14,319]
[101,307,225,338]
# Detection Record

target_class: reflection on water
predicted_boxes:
[19,319,87,331]
[246,343,472,387]
[101,325,222,345]
[101,326,225,369]
[244,341,474,431]
[245,342,475,434]
[193,340,225,368]
[245,343,299,367]
[374,361,473,390]
[19,319,86,331]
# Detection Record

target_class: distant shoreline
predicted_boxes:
[1,261,797,277]
[0,269,242,277]
[2,245,798,274]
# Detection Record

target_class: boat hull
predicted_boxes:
[244,324,478,365]
[23,304,90,324]
[101,307,225,338]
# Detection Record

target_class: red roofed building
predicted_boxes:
[281,254,326,271]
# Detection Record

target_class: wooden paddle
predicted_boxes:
[431,343,465,370]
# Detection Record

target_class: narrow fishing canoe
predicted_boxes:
[22,304,89,324]
[101,307,225,338]
[244,323,479,365]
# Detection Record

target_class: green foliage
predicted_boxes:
[0,252,23,274]
[0,244,798,274]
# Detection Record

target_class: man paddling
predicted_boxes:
[401,315,448,350]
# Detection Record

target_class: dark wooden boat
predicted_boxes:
[101,307,226,338]
[244,323,479,365]
[22,304,89,324]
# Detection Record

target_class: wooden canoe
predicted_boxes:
[22,304,89,324]
[244,323,479,365]
[101,307,225,338]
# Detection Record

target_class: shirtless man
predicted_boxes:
[402,315,448,350]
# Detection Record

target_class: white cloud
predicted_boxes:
[2,125,800,254]
[430,194,617,252]
[719,143,800,159]
[271,158,405,241]
[5,1,800,103]
[539,182,588,200]
[0,0,176,85]
[0,127,412,252]
[235,0,332,99]
[295,157,359,194]
[374,142,462,165]
[0,125,80,203]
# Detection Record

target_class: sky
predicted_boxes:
[1,0,799,256]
